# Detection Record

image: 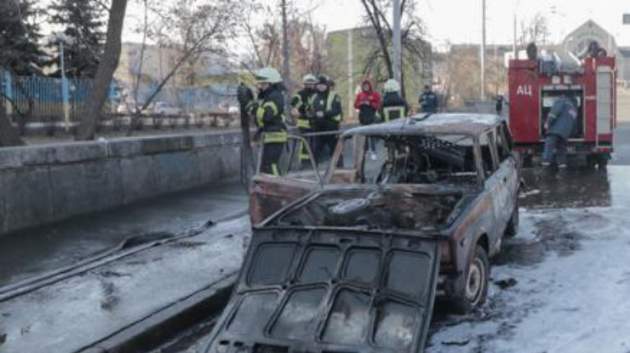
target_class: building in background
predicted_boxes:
[115,43,238,113]
[562,20,630,85]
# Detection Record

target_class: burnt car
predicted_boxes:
[205,114,521,353]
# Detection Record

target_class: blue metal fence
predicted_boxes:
[0,70,119,122]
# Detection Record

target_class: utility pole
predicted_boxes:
[480,0,486,101]
[281,0,291,108]
[347,29,354,119]
[393,0,402,82]
[513,13,517,59]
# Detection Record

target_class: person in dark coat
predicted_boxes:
[309,75,343,163]
[542,94,578,169]
[495,95,504,115]
[252,67,287,176]
[419,85,438,113]
[380,79,409,121]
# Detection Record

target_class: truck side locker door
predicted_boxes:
[250,135,322,225]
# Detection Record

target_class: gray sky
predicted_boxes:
[295,0,630,48]
[41,0,630,47]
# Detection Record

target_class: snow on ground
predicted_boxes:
[428,205,630,353]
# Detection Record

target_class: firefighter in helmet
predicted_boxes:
[291,74,318,165]
[309,74,343,163]
[253,67,287,176]
[419,84,438,113]
[380,79,409,122]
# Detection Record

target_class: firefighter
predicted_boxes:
[419,84,438,113]
[310,75,343,163]
[253,67,287,176]
[542,94,578,169]
[381,79,409,122]
[291,74,318,165]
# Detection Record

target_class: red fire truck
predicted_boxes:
[508,55,617,167]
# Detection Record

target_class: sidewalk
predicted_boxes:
[0,179,248,287]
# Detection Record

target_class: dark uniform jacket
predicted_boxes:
[381,92,409,121]
[310,89,343,131]
[252,84,286,143]
[291,88,315,128]
[419,91,438,113]
[547,97,577,140]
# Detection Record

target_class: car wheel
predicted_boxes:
[451,245,490,314]
[504,202,519,238]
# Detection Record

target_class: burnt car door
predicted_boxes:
[205,228,441,353]
[250,135,322,225]
[482,127,519,251]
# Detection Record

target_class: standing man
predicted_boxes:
[495,95,504,116]
[419,84,438,113]
[291,74,318,165]
[542,94,578,169]
[253,67,287,176]
[381,79,409,122]
[310,75,343,163]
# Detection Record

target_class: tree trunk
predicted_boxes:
[76,0,128,141]
[0,100,25,147]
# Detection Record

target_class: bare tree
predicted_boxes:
[76,0,128,140]
[519,13,550,46]
[0,99,25,147]
[125,0,249,134]
[240,1,326,85]
[359,0,428,97]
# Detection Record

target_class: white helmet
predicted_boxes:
[303,74,317,85]
[254,67,283,84]
[384,79,401,93]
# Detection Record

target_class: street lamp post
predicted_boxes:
[480,0,487,101]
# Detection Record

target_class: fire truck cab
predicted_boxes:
[508,54,616,167]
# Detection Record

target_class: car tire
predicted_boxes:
[451,245,490,314]
[504,202,519,238]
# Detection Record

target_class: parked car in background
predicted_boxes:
[152,101,182,115]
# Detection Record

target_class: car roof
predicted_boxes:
[343,113,504,137]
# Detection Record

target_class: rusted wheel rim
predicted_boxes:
[465,258,485,305]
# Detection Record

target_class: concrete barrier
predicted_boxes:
[0,131,242,236]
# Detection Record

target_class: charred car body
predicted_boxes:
[206,114,521,353]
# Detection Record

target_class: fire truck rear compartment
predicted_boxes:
[541,86,585,139]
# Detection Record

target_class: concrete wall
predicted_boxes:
[0,131,242,236]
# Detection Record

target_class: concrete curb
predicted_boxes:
[77,274,237,353]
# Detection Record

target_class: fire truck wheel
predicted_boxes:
[451,245,490,314]
[597,154,609,170]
